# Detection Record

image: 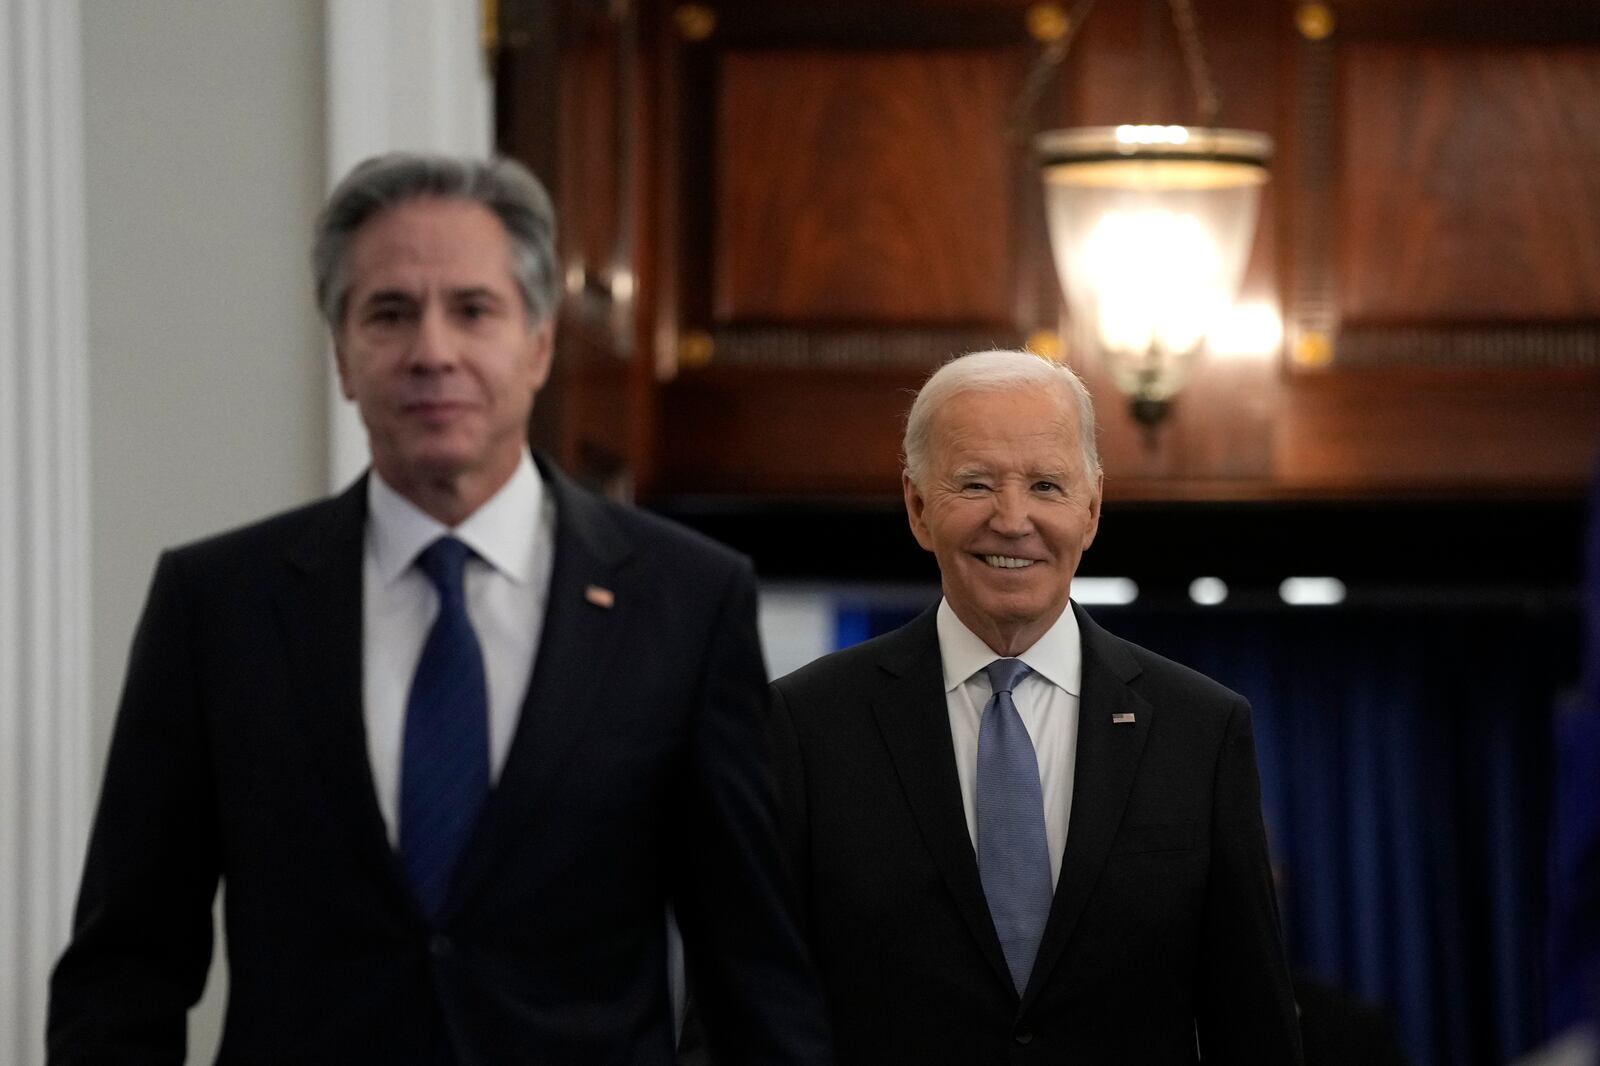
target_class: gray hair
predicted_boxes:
[903,349,1100,486]
[313,151,559,330]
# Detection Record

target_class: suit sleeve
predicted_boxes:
[671,560,834,1065]
[767,683,811,925]
[1194,697,1305,1065]
[47,551,221,1065]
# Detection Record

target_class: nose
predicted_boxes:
[407,304,458,372]
[988,484,1034,536]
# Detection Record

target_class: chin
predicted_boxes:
[390,446,475,483]
[402,428,484,462]
[984,595,1066,628]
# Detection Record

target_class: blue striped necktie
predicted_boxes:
[399,536,489,920]
[976,657,1054,994]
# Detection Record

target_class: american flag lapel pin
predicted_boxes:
[1111,712,1137,725]
[584,584,615,609]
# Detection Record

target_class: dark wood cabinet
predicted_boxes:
[497,0,1600,504]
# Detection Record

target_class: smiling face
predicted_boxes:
[904,383,1102,656]
[335,196,552,524]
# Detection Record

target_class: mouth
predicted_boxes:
[402,400,471,417]
[976,554,1038,570]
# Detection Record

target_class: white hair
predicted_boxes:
[902,349,1100,486]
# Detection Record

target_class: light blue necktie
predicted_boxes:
[399,536,490,920]
[976,657,1054,994]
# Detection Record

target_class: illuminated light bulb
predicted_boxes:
[1036,126,1272,422]
[1072,577,1139,605]
[1279,577,1347,606]
[1207,301,1284,359]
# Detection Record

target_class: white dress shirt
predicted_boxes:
[937,598,1083,889]
[361,451,556,845]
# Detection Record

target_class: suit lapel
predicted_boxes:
[1022,603,1153,1007]
[871,608,1017,993]
[446,459,632,913]
[277,478,414,906]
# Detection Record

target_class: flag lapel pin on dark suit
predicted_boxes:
[1112,712,1136,725]
[584,585,615,609]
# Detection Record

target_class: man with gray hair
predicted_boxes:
[770,349,1301,1063]
[48,152,831,1065]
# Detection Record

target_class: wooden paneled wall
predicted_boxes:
[497,0,1600,502]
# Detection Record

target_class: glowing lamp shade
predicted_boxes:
[1037,125,1272,424]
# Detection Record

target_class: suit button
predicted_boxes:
[1013,1028,1033,1046]
[429,934,453,957]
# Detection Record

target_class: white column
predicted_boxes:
[323,0,494,490]
[0,1,92,1064]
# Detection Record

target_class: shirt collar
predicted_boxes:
[936,598,1082,696]
[367,450,545,585]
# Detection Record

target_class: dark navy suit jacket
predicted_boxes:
[771,603,1302,1065]
[50,457,831,1065]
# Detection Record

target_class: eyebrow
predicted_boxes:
[358,285,507,307]
[360,289,417,307]
[949,466,1072,483]
[447,286,507,304]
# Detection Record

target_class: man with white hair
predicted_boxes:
[770,349,1302,1063]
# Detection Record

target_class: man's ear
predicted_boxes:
[903,471,935,552]
[333,340,356,401]
[1081,469,1103,552]
[526,318,555,393]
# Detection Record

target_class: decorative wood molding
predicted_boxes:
[1333,325,1600,370]
[699,327,1025,370]
[1288,2,1600,372]
[1287,3,1339,369]
[660,1,1050,375]
[498,0,1600,499]
[672,3,717,41]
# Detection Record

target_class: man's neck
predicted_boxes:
[375,458,522,529]
[978,627,1044,659]
[949,603,1068,660]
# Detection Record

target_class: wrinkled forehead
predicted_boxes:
[930,383,1084,455]
[344,207,522,335]
[349,197,514,278]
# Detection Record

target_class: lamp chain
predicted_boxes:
[1011,0,1226,139]
[1166,0,1221,128]
[1009,0,1101,142]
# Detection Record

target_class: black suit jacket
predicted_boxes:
[770,603,1302,1065]
[1293,972,1409,1066]
[49,457,830,1065]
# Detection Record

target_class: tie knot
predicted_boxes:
[984,657,1032,696]
[416,536,472,601]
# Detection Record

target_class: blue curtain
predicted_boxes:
[836,599,1576,1066]
[1549,462,1600,1039]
